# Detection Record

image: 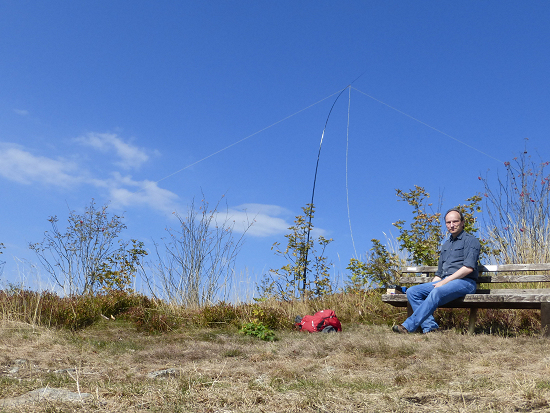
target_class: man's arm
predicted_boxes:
[433,266,473,288]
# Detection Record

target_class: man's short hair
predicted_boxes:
[444,208,464,222]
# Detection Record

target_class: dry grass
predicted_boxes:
[2,319,550,412]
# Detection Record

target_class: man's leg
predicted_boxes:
[402,278,476,333]
[404,282,439,333]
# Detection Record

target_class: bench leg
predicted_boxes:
[541,302,550,337]
[407,301,413,318]
[468,308,477,335]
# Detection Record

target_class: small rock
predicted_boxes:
[146,368,178,379]
[0,387,91,408]
[54,368,77,374]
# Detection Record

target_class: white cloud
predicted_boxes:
[13,109,29,116]
[0,140,179,216]
[216,204,293,237]
[224,203,328,238]
[97,172,180,215]
[75,132,150,170]
[0,143,80,187]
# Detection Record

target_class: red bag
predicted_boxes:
[297,309,342,333]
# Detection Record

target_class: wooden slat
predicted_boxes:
[462,294,550,303]
[400,275,550,284]
[402,263,550,274]
[401,266,437,273]
[400,276,432,283]
[476,288,550,295]
[382,293,550,309]
[480,263,550,272]
[479,275,550,283]
[381,294,408,306]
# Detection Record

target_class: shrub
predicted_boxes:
[146,195,251,308]
[239,303,290,330]
[29,199,147,295]
[480,148,550,263]
[39,293,100,331]
[123,306,180,333]
[95,290,152,318]
[199,302,239,327]
[260,204,334,301]
[240,321,276,341]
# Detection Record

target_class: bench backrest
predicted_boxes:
[400,263,550,284]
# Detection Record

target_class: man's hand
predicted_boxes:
[434,279,448,288]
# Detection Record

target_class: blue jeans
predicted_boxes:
[402,278,477,333]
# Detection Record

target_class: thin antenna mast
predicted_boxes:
[301,86,349,293]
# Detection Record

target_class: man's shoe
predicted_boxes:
[392,325,408,334]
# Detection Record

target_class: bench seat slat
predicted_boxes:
[402,263,550,273]
[382,293,550,308]
[400,275,550,284]
[476,288,550,295]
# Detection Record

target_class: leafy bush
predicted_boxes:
[95,290,152,318]
[240,321,276,341]
[39,293,100,330]
[123,306,180,333]
[199,302,239,327]
[29,199,147,295]
[239,303,290,330]
[260,204,333,301]
[347,241,405,289]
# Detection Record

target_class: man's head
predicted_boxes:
[444,208,465,238]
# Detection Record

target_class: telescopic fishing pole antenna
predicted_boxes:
[301,85,350,293]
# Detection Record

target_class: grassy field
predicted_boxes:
[2,315,550,413]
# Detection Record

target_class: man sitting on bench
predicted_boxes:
[392,208,481,334]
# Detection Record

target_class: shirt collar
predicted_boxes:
[450,229,465,241]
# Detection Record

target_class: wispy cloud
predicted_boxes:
[0,143,80,187]
[13,109,29,116]
[95,172,180,215]
[218,204,293,237]
[75,132,151,170]
[0,140,297,237]
[0,140,178,216]
[225,203,328,238]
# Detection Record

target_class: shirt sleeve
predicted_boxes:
[462,235,481,269]
[435,241,446,277]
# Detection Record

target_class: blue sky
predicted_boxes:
[1,1,550,296]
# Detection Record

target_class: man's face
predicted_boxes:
[445,211,464,237]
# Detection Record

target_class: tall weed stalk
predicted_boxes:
[481,148,550,264]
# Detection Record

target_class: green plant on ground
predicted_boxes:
[29,199,147,295]
[258,204,333,301]
[240,321,276,341]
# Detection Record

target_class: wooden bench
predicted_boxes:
[381,263,550,336]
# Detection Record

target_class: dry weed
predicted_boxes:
[1,319,550,412]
